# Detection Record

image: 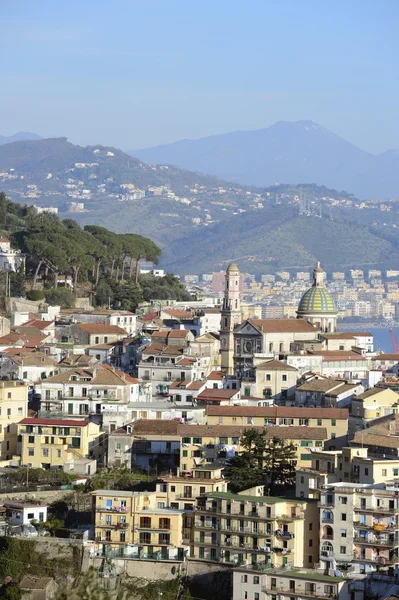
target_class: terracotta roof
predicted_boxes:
[308,350,366,360]
[152,329,190,339]
[142,311,158,322]
[132,420,327,440]
[248,318,317,333]
[297,379,344,393]
[178,357,196,365]
[58,354,97,367]
[76,324,127,334]
[142,344,183,356]
[169,380,206,391]
[132,420,181,436]
[355,387,393,401]
[352,431,399,450]
[86,343,115,350]
[207,370,226,381]
[2,347,35,356]
[162,309,193,320]
[24,320,54,330]
[206,406,349,419]
[0,333,46,347]
[374,354,399,361]
[324,383,359,397]
[197,388,240,402]
[256,360,298,371]
[9,352,57,367]
[321,332,372,339]
[19,418,89,426]
[42,364,139,386]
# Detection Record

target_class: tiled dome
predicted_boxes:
[298,286,336,314]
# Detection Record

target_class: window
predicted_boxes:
[7,408,11,417]
[57,450,61,458]
[254,594,260,600]
[341,514,347,521]
[28,448,34,456]
[282,374,287,382]
[365,468,369,476]
[18,407,23,416]
[331,419,336,426]
[341,529,347,537]
[219,437,228,444]
[232,437,239,445]
[266,374,271,381]
[309,540,313,547]
[182,437,191,444]
[182,450,188,457]
[340,546,346,554]
[7,392,11,399]
[309,523,313,531]
[42,449,49,457]
[331,433,336,439]
[27,513,34,519]
[382,469,387,476]
[300,454,313,461]
[28,436,34,444]
[300,476,304,483]
[315,441,323,447]
[193,437,202,444]
[199,547,205,559]
[394,469,399,476]
[317,419,322,426]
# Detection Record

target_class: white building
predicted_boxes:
[0,238,25,272]
[5,501,48,525]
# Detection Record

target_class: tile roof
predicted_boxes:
[206,406,349,419]
[296,379,344,393]
[152,329,190,339]
[9,352,57,367]
[355,387,388,400]
[308,350,366,360]
[162,309,193,320]
[19,417,89,427]
[248,318,317,333]
[132,420,327,440]
[207,370,226,380]
[169,379,206,391]
[197,388,240,401]
[58,354,97,367]
[24,320,54,330]
[352,431,399,450]
[142,344,183,356]
[76,324,127,334]
[324,383,359,397]
[321,332,372,339]
[374,354,399,361]
[41,364,138,385]
[256,360,298,371]
[0,333,46,347]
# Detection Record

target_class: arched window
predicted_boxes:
[235,299,238,309]
[224,318,228,328]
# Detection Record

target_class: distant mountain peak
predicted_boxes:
[0,132,42,146]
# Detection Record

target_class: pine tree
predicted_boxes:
[263,437,297,496]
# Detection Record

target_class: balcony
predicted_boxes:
[321,516,334,524]
[264,587,337,599]
[354,535,395,547]
[96,506,127,513]
[276,531,295,539]
[354,505,397,514]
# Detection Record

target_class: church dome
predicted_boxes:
[227,263,239,272]
[298,285,336,314]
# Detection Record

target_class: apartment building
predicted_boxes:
[92,490,189,561]
[0,381,28,462]
[232,567,351,600]
[319,482,399,575]
[240,360,298,402]
[36,365,140,431]
[58,323,128,346]
[206,406,348,447]
[17,417,101,469]
[1,352,58,384]
[60,309,137,336]
[138,344,211,396]
[295,379,362,409]
[193,492,319,568]
[130,420,328,474]
[296,447,399,499]
[351,387,399,423]
[156,464,228,511]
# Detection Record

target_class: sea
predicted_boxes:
[340,325,399,353]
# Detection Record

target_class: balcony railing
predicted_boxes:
[354,535,395,547]
[264,588,337,599]
[96,506,127,513]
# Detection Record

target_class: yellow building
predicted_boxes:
[93,490,189,561]
[0,381,28,463]
[157,464,229,510]
[206,406,347,446]
[193,491,319,567]
[131,420,329,474]
[351,387,399,421]
[17,418,101,469]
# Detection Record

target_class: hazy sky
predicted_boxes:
[2,0,398,153]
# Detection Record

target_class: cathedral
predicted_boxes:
[220,261,337,374]
[296,261,338,333]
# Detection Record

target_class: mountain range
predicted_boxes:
[0,136,398,275]
[133,120,399,200]
[0,132,42,146]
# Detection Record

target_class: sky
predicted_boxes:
[1,0,398,153]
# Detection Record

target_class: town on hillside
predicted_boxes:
[0,256,398,599]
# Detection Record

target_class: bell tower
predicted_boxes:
[220,263,241,375]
